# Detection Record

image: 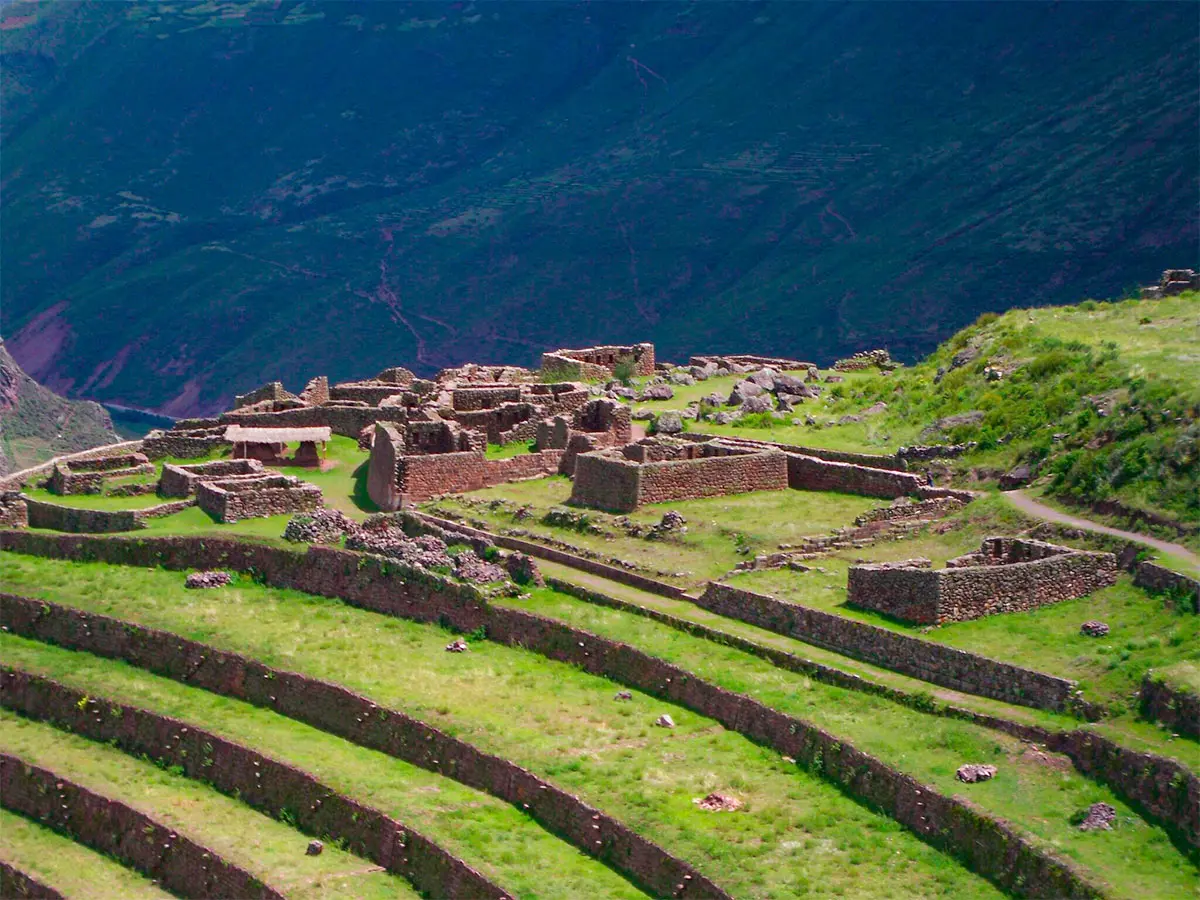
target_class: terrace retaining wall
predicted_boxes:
[785,454,923,498]
[0,593,725,900]
[24,497,194,533]
[0,590,1105,897]
[694,581,1097,717]
[0,754,282,899]
[0,440,145,492]
[1134,561,1200,612]
[1139,675,1200,739]
[0,670,509,900]
[0,862,62,899]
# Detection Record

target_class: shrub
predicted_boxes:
[612,355,637,386]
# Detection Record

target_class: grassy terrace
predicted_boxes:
[0,808,171,899]
[3,556,1197,898]
[0,636,643,900]
[0,712,415,900]
[427,477,882,588]
[0,555,1006,900]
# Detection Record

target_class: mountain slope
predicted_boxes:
[0,340,119,475]
[1,1,1196,416]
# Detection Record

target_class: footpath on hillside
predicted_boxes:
[1004,490,1200,574]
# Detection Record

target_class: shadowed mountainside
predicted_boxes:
[1,1,1196,416]
[0,340,118,475]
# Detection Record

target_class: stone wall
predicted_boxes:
[396,452,488,504]
[0,582,1104,896]
[196,475,322,523]
[1134,561,1200,612]
[848,538,1119,625]
[219,404,408,439]
[695,581,1096,717]
[1139,674,1200,739]
[854,496,966,525]
[234,381,295,409]
[329,382,408,405]
[0,862,61,899]
[688,434,910,472]
[159,459,264,498]
[0,589,724,900]
[24,497,194,533]
[298,375,329,406]
[452,385,522,411]
[541,343,655,379]
[0,440,146,492]
[0,491,28,528]
[482,451,564,487]
[0,669,508,900]
[785,453,923,498]
[0,754,281,899]
[47,454,155,495]
[143,425,231,459]
[569,444,788,513]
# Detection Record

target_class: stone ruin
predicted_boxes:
[540,342,655,381]
[196,474,323,523]
[847,537,1118,625]
[449,381,590,444]
[1139,268,1199,299]
[142,418,231,460]
[158,459,265,498]
[365,420,563,510]
[833,348,897,371]
[568,437,790,513]
[534,398,632,476]
[47,452,155,495]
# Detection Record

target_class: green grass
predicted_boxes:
[0,807,171,899]
[0,554,1004,900]
[486,440,536,460]
[0,711,416,900]
[428,477,880,589]
[0,635,645,900]
[489,585,1198,898]
[21,485,171,511]
[1154,661,1200,696]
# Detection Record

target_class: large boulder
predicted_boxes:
[641,384,675,401]
[668,371,695,386]
[998,463,1033,490]
[728,380,764,405]
[740,395,774,414]
[654,411,684,434]
[748,368,778,391]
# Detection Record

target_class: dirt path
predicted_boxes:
[1004,490,1200,573]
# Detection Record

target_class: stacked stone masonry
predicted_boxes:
[0,670,509,900]
[785,453,923,498]
[196,475,322,523]
[24,497,194,533]
[848,538,1119,625]
[0,555,1111,894]
[1139,674,1200,739]
[47,453,155,495]
[4,531,1194,856]
[143,425,231,459]
[0,862,61,899]
[569,439,788,512]
[540,343,655,381]
[159,459,265,498]
[0,754,282,899]
[1134,561,1200,612]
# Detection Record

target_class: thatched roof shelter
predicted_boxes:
[224,425,331,444]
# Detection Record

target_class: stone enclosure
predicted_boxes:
[196,474,323,523]
[540,342,655,381]
[47,452,155,495]
[847,537,1119,624]
[159,459,265,498]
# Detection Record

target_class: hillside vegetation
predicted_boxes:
[0,340,118,475]
[1,1,1196,415]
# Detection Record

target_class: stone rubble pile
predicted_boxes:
[282,508,357,544]
[955,764,998,783]
[184,571,233,590]
[693,792,743,812]
[1077,802,1117,831]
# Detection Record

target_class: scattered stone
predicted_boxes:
[506,552,544,587]
[1077,802,1117,832]
[632,407,655,421]
[446,638,470,653]
[955,764,998,783]
[654,411,684,434]
[703,392,726,407]
[693,792,742,812]
[641,384,674,401]
[837,413,863,425]
[306,840,324,856]
[185,571,232,590]
[282,507,356,544]
[668,372,695,386]
[740,395,774,414]
[1080,621,1110,637]
[748,368,778,391]
[728,380,764,405]
[714,411,740,425]
[453,550,508,584]
[862,401,888,417]
[614,690,633,701]
[998,463,1033,490]
[654,714,675,728]
[823,374,844,383]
